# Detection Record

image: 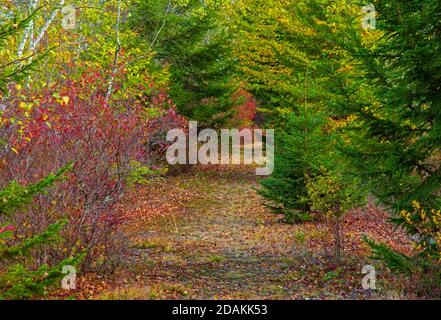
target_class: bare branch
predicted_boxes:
[17,0,39,57]
[30,0,65,52]
[150,0,171,49]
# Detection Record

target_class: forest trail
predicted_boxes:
[93,165,396,300]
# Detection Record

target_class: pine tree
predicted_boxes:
[345,0,441,212]
[258,107,332,222]
[235,0,357,222]
[132,0,236,127]
[337,0,441,285]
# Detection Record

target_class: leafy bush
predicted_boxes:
[306,168,365,264]
[364,201,441,297]
[0,70,182,271]
[229,87,258,129]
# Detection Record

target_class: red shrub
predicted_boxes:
[229,87,257,129]
[0,71,184,271]
[145,108,188,163]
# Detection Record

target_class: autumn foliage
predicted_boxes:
[0,69,186,272]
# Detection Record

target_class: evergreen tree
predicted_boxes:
[336,0,441,283]
[229,0,316,121]
[132,0,236,127]
[345,0,441,212]
[235,0,358,222]
[258,107,332,222]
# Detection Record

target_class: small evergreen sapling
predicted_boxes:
[258,109,332,223]
[0,165,83,299]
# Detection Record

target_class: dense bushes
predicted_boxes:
[0,2,187,298]
[0,70,184,272]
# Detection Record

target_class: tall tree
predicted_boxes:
[231,0,360,221]
[338,0,441,275]
[132,0,236,127]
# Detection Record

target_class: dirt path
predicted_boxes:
[94,165,407,300]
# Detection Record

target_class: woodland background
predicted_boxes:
[0,0,440,299]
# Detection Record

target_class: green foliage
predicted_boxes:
[306,167,365,263]
[306,168,365,220]
[0,257,78,300]
[132,0,236,127]
[343,0,441,213]
[0,165,82,300]
[0,164,72,215]
[258,109,331,223]
[1,0,440,298]
[334,0,441,282]
[229,0,308,118]
[1,218,66,261]
[363,236,415,275]
[238,0,361,224]
[127,161,166,187]
[228,0,357,121]
[0,9,42,92]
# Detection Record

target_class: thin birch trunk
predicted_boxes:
[105,0,122,103]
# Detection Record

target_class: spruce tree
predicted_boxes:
[132,0,236,127]
[236,0,356,222]
[345,0,441,212]
[258,107,332,222]
[0,166,83,299]
[336,0,441,280]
